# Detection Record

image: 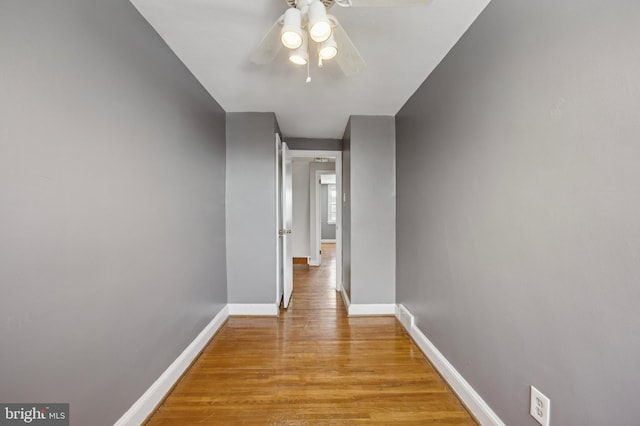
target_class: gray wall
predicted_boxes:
[395,0,640,425]
[0,1,227,425]
[226,113,278,304]
[285,137,342,151]
[321,185,336,240]
[292,158,314,257]
[343,116,396,304]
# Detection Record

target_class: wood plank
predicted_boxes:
[145,244,477,425]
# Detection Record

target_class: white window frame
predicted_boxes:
[327,183,337,225]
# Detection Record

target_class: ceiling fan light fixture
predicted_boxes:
[308,1,332,42]
[289,32,309,65]
[281,8,304,49]
[319,34,338,60]
[289,50,309,65]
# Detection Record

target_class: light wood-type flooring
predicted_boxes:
[146,244,477,425]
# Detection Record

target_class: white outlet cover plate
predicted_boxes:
[530,386,551,426]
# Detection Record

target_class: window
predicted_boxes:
[328,184,337,224]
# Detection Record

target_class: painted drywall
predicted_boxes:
[226,112,278,304]
[285,138,342,151]
[321,185,336,240]
[0,1,227,424]
[395,0,640,424]
[342,116,396,305]
[292,158,313,258]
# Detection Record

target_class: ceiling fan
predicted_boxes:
[250,0,432,78]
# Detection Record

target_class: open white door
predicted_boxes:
[281,142,294,308]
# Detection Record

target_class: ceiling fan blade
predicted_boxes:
[249,18,283,65]
[330,16,366,77]
[336,0,432,7]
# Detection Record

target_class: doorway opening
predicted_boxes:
[276,143,343,310]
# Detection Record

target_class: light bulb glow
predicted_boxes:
[310,21,332,42]
[289,54,308,65]
[319,46,337,60]
[281,31,303,49]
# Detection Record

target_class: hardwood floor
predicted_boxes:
[145,244,477,425]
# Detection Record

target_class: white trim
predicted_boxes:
[326,182,337,224]
[228,303,279,316]
[310,169,336,267]
[321,239,336,243]
[335,154,342,293]
[395,304,506,426]
[275,133,283,308]
[114,306,230,426]
[340,288,351,312]
[348,304,396,316]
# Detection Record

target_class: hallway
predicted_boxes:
[146,244,476,424]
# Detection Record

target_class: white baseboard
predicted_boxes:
[339,290,394,316]
[321,239,336,243]
[348,303,396,316]
[114,305,230,426]
[395,304,505,426]
[340,288,351,313]
[228,303,279,316]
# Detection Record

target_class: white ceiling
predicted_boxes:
[130,0,490,139]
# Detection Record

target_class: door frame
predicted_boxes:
[312,169,337,263]
[275,134,283,305]
[289,150,343,292]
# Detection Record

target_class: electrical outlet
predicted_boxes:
[530,386,550,426]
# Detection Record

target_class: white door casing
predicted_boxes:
[289,150,342,292]
[275,134,283,305]
[312,170,336,265]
